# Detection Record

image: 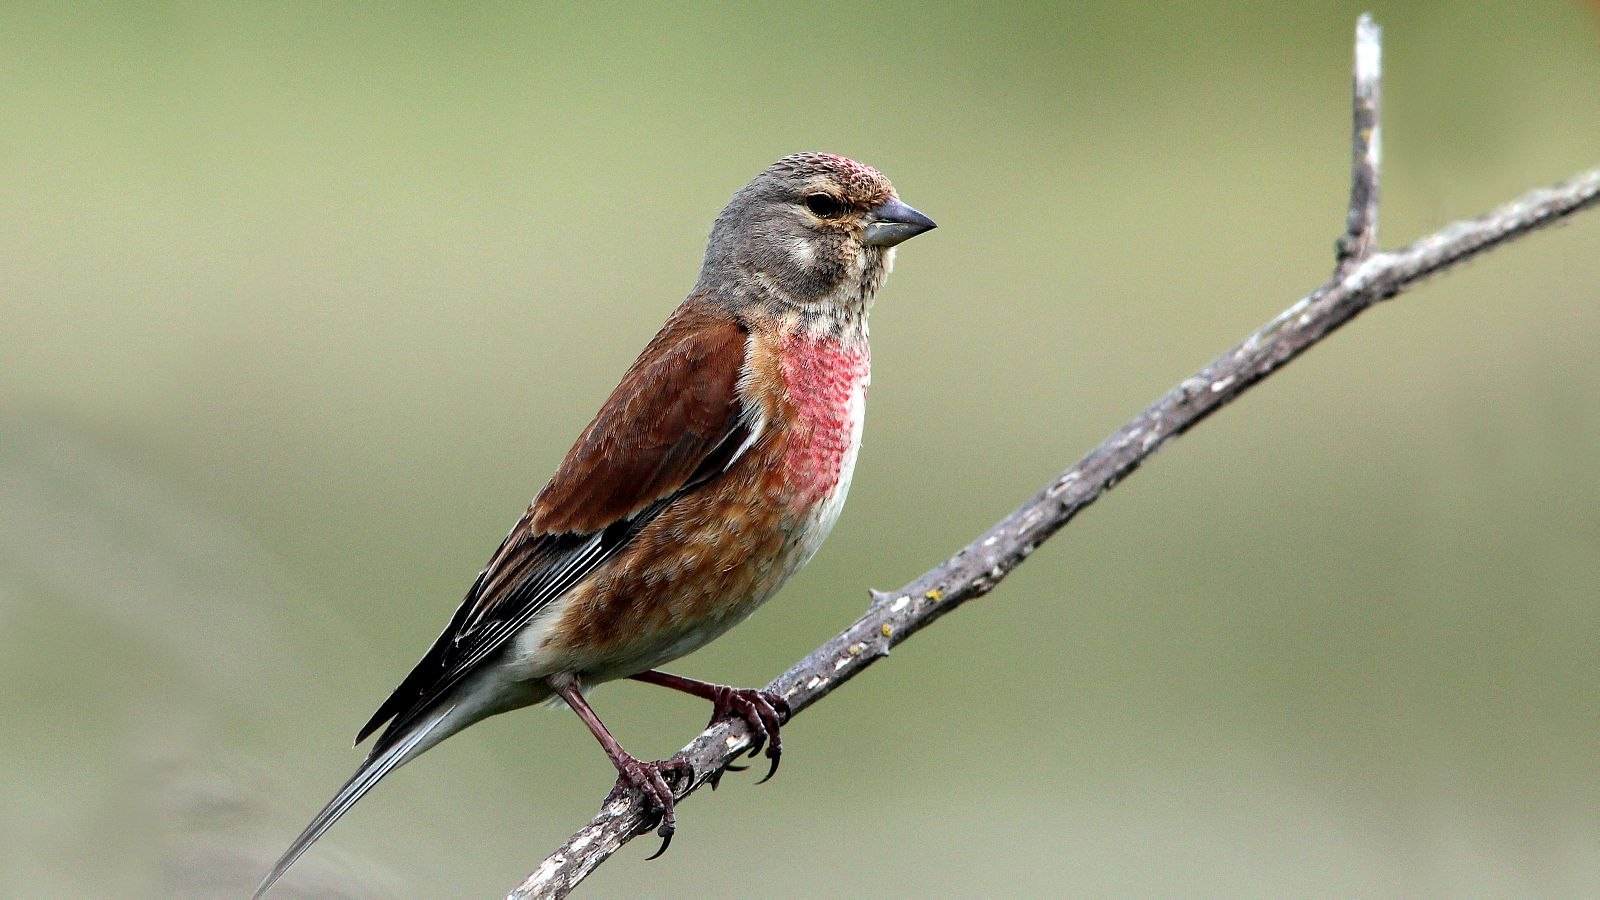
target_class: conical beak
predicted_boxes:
[863,197,937,247]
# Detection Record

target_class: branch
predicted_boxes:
[511,18,1600,898]
[1337,14,1382,271]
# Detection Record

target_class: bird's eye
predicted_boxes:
[804,193,844,218]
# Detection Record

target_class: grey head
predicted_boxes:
[695,152,936,320]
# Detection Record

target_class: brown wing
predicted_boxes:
[356,305,752,752]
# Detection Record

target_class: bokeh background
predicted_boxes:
[4,2,1598,897]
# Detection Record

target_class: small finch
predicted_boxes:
[255,153,935,896]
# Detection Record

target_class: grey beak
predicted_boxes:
[863,197,937,247]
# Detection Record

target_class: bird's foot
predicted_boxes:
[706,686,791,784]
[608,754,693,860]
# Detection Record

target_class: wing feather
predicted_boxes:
[356,305,752,752]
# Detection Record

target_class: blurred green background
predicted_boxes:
[4,2,1598,897]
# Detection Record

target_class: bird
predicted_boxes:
[254,152,935,897]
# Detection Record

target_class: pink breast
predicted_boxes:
[778,334,868,509]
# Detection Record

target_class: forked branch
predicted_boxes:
[511,15,1600,898]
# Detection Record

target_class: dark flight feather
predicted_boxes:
[355,306,752,753]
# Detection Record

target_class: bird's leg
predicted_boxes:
[629,670,791,784]
[554,679,690,860]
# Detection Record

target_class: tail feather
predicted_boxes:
[253,704,455,899]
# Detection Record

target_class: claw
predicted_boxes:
[705,685,789,785]
[754,749,781,785]
[645,822,674,861]
[612,754,688,860]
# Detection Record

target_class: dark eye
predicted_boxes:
[804,193,844,218]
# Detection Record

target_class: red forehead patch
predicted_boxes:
[771,152,893,202]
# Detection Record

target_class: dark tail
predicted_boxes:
[253,703,457,898]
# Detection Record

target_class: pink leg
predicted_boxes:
[629,670,791,783]
[555,679,690,859]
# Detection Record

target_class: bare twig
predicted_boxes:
[511,18,1600,899]
[1337,13,1382,271]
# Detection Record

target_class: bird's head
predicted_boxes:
[698,152,935,325]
